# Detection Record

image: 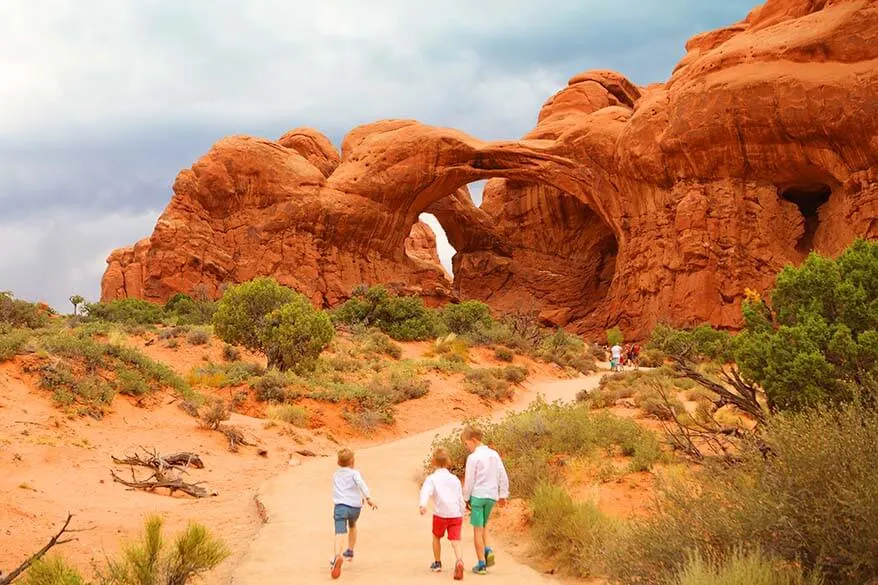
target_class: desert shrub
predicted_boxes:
[0,291,51,329]
[360,329,402,359]
[21,555,85,585]
[465,368,513,401]
[385,368,430,402]
[637,392,685,421]
[464,320,512,346]
[115,368,150,396]
[222,343,241,362]
[500,364,528,383]
[639,347,666,368]
[200,397,230,430]
[536,329,597,374]
[441,300,493,335]
[252,369,290,402]
[0,328,30,362]
[423,354,470,374]
[530,483,621,578]
[186,328,210,346]
[429,399,662,497]
[343,406,393,434]
[611,403,878,585]
[494,347,514,362]
[258,297,334,372]
[164,292,217,325]
[267,404,309,427]
[101,515,228,585]
[83,298,165,325]
[333,285,441,341]
[606,326,624,346]
[669,549,823,585]
[318,354,363,374]
[212,276,297,352]
[589,343,607,361]
[104,343,196,401]
[431,333,470,360]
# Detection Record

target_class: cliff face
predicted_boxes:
[102,0,878,338]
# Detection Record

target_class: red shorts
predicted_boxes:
[432,515,463,541]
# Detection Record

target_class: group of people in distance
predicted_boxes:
[609,342,641,372]
[330,426,509,580]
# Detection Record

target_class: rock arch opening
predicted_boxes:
[780,182,831,254]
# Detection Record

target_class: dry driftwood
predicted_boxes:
[218,424,254,453]
[111,448,204,470]
[0,513,83,585]
[110,469,216,498]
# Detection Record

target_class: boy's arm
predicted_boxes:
[418,476,434,514]
[354,471,377,509]
[462,455,475,502]
[497,456,510,500]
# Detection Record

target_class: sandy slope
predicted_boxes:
[230,374,601,584]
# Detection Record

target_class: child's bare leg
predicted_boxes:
[348,524,358,552]
[451,539,463,562]
[432,536,442,562]
[334,532,347,556]
[473,527,486,562]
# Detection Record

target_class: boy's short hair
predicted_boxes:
[432,447,451,468]
[337,448,354,467]
[460,426,483,442]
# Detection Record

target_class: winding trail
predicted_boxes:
[230,373,603,584]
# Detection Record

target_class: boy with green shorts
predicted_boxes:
[461,426,510,575]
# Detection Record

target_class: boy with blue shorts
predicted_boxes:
[461,426,510,575]
[331,448,377,579]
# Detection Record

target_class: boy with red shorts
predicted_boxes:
[419,447,466,580]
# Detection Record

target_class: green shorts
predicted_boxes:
[469,497,496,528]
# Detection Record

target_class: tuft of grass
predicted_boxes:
[267,404,309,427]
[187,328,211,346]
[199,397,230,430]
[464,366,527,400]
[670,548,822,585]
[222,343,241,361]
[360,329,402,359]
[494,346,514,362]
[21,555,85,585]
[252,369,291,402]
[530,483,621,578]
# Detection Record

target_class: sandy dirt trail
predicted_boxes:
[230,373,603,584]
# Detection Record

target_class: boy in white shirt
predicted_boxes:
[461,426,510,575]
[330,448,377,579]
[419,447,466,580]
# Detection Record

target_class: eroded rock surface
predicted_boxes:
[103,0,878,338]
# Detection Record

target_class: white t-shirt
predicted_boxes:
[463,445,510,501]
[333,467,371,508]
[420,468,466,518]
[611,344,622,360]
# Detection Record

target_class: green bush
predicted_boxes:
[164,292,217,325]
[611,403,878,585]
[84,298,165,325]
[187,328,211,346]
[199,397,230,430]
[494,346,514,362]
[252,369,290,402]
[0,291,51,329]
[360,329,402,359]
[21,555,85,585]
[222,344,241,362]
[259,297,334,372]
[268,404,310,427]
[606,327,624,346]
[384,368,430,402]
[501,364,528,383]
[442,301,493,335]
[530,483,620,578]
[465,368,513,401]
[333,285,441,341]
[429,399,662,497]
[639,347,666,368]
[115,368,150,396]
[669,549,822,585]
[101,515,228,585]
[0,328,30,362]
[536,329,597,374]
[213,277,298,352]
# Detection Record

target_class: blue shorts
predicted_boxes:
[333,504,361,534]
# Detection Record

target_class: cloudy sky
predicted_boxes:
[0,0,754,310]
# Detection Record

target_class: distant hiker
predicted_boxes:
[419,447,466,580]
[461,426,510,575]
[623,343,632,368]
[330,448,377,579]
[611,343,623,372]
[631,343,641,369]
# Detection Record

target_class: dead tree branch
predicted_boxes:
[110,470,216,498]
[671,357,766,424]
[111,448,204,471]
[218,424,254,453]
[0,513,83,585]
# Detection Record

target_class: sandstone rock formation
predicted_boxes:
[103,0,878,338]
